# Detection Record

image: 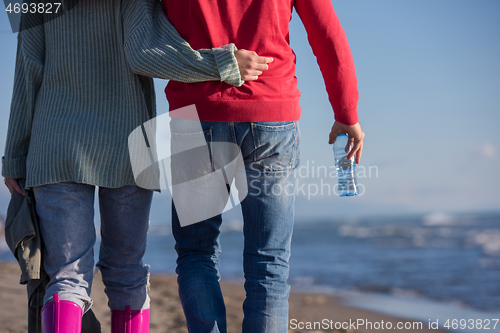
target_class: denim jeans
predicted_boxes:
[32,182,152,312]
[170,120,300,333]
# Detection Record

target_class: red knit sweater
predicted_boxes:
[163,0,359,125]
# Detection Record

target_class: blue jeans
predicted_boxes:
[32,182,153,312]
[170,120,300,333]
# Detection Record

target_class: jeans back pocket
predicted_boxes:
[250,121,298,173]
[171,128,214,185]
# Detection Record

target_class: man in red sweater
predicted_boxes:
[163,0,365,332]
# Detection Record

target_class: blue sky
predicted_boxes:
[0,0,499,221]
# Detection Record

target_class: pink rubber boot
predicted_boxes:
[41,293,83,333]
[111,306,150,333]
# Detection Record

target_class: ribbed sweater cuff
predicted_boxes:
[2,156,27,179]
[335,109,359,126]
[213,43,244,87]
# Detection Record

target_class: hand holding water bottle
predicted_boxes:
[329,121,365,196]
[328,121,365,164]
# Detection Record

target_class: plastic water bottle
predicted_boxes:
[333,134,359,196]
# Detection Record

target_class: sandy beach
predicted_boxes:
[0,261,448,333]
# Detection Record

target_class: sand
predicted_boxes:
[0,261,447,333]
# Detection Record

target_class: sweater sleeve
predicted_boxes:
[294,0,359,125]
[2,15,45,179]
[122,0,243,87]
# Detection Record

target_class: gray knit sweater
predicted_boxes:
[2,0,243,188]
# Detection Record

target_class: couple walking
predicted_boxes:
[2,0,364,332]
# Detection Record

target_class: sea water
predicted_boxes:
[2,212,499,327]
[137,213,500,315]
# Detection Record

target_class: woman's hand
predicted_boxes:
[4,177,25,196]
[234,49,274,81]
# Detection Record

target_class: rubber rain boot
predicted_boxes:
[111,306,150,333]
[41,293,83,333]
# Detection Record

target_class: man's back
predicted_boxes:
[163,0,300,121]
[163,0,358,125]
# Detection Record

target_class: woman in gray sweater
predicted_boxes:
[2,0,272,332]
